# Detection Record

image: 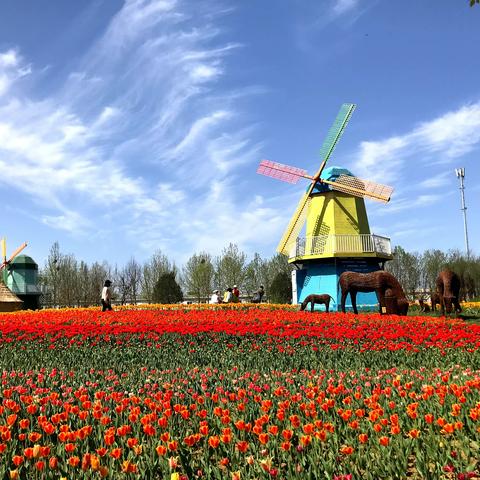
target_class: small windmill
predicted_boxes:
[0,238,27,312]
[256,103,394,311]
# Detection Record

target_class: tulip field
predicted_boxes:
[1,306,480,479]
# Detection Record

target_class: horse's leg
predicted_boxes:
[351,290,358,314]
[325,299,329,313]
[376,288,385,314]
[341,290,348,313]
[454,298,462,313]
[311,300,315,313]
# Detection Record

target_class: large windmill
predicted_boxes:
[257,103,394,311]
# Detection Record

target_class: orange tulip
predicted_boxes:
[379,436,390,447]
[340,445,354,455]
[155,445,167,456]
[68,456,80,467]
[358,433,368,444]
[236,441,249,452]
[110,448,122,459]
[208,436,220,448]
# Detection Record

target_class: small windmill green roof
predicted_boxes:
[10,255,38,267]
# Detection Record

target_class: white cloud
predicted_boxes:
[418,171,450,189]
[332,0,359,16]
[351,102,480,186]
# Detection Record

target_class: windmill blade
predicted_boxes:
[323,174,393,203]
[314,103,356,179]
[1,238,5,262]
[7,242,27,264]
[257,160,310,184]
[277,190,312,255]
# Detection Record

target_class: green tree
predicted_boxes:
[141,251,175,303]
[214,243,247,292]
[471,0,479,6]
[153,272,183,304]
[243,253,265,299]
[386,246,421,297]
[269,271,292,304]
[421,249,447,293]
[182,252,214,302]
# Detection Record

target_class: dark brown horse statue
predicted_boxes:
[339,271,409,315]
[435,269,461,315]
[300,294,334,313]
[430,292,441,312]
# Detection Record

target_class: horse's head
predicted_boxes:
[443,296,455,314]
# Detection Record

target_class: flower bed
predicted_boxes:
[0,308,479,479]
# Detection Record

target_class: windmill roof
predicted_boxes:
[311,166,353,194]
[320,166,353,181]
[0,280,23,310]
[10,255,37,266]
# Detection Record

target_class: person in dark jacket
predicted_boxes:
[101,280,113,311]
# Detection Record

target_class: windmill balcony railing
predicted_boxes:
[290,234,392,259]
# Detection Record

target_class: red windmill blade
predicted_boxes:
[257,160,311,184]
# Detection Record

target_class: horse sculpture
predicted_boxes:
[339,271,409,315]
[300,294,334,313]
[430,292,441,312]
[435,269,461,315]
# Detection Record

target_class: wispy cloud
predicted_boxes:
[351,103,480,185]
[0,0,276,260]
[332,0,359,16]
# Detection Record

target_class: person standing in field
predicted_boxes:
[252,285,264,303]
[232,285,240,302]
[101,280,113,311]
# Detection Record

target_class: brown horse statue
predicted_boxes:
[339,271,409,315]
[300,294,334,312]
[435,269,461,315]
[430,292,441,312]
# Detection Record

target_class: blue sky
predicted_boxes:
[0,0,479,267]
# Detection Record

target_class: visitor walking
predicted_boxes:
[252,285,265,303]
[101,280,113,311]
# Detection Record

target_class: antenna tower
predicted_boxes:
[455,167,470,257]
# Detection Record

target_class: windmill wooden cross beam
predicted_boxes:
[1,238,28,271]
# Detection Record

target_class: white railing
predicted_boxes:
[290,234,391,259]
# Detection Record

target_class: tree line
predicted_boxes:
[39,242,293,307]
[39,242,478,308]
[386,246,480,301]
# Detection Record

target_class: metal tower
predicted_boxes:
[455,168,470,257]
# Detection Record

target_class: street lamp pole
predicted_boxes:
[455,168,470,257]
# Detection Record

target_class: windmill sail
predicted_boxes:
[323,175,393,203]
[257,160,309,184]
[0,241,27,270]
[277,191,311,255]
[314,103,356,179]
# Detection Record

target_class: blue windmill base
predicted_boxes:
[292,258,385,312]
